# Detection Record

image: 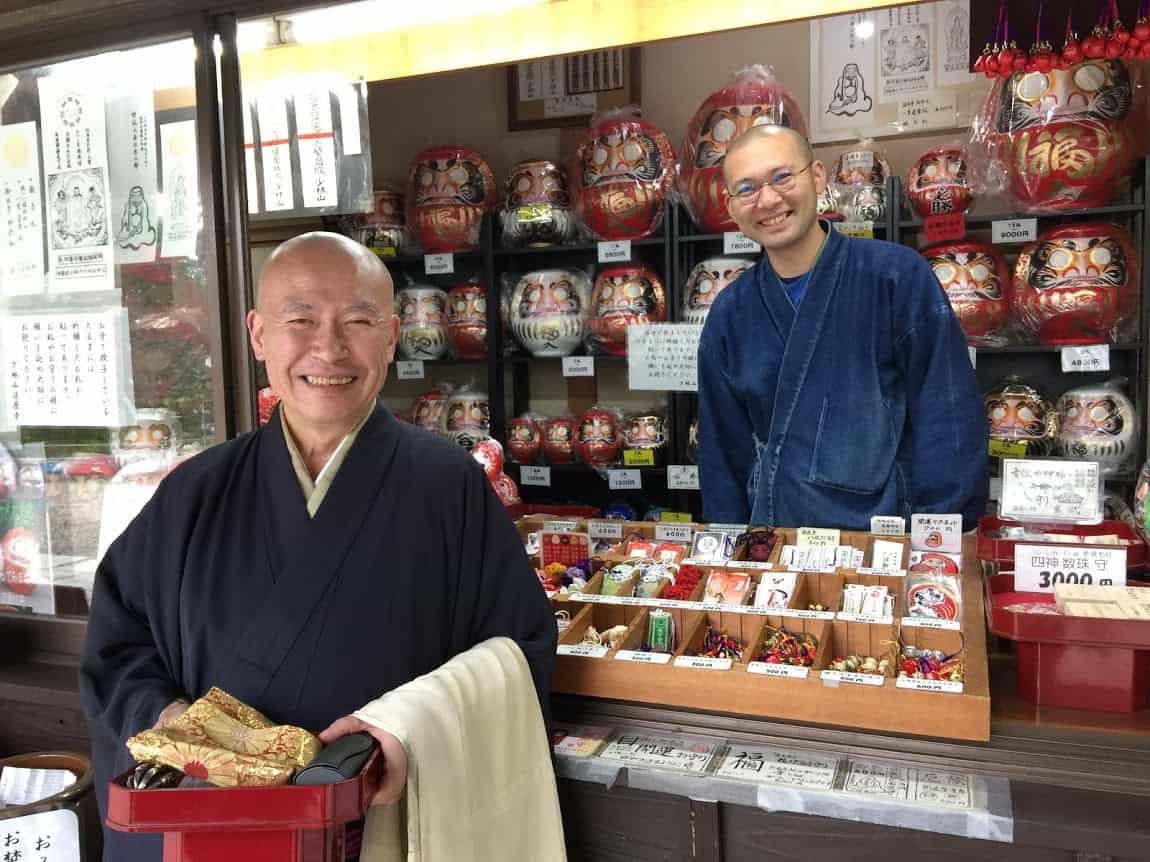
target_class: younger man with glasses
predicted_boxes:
[696,125,987,530]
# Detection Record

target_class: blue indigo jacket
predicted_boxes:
[697,224,988,530]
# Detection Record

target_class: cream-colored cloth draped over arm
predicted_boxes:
[354,637,566,862]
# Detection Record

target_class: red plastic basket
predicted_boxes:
[106,749,381,861]
[976,516,1147,570]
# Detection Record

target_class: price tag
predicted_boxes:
[723,231,762,254]
[1013,543,1126,593]
[989,439,1027,458]
[797,527,840,547]
[833,221,874,239]
[991,218,1037,244]
[597,240,631,263]
[896,677,963,693]
[673,655,732,670]
[820,670,886,687]
[659,511,693,523]
[911,513,963,553]
[922,212,966,244]
[608,469,641,490]
[655,523,693,543]
[557,643,609,658]
[424,253,454,275]
[1000,458,1102,524]
[667,465,700,490]
[968,346,977,368]
[587,519,623,541]
[543,519,579,532]
[1061,345,1110,373]
[836,612,893,624]
[520,465,552,487]
[562,356,595,377]
[900,617,961,631]
[396,360,425,380]
[371,246,397,258]
[870,516,905,536]
[623,449,655,466]
[615,649,672,664]
[517,204,550,222]
[747,662,809,679]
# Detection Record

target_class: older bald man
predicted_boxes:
[81,232,555,862]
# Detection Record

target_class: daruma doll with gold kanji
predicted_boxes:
[406,146,496,252]
[906,147,973,217]
[570,116,675,241]
[992,59,1137,211]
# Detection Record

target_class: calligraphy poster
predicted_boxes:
[159,120,199,260]
[257,93,294,212]
[0,122,45,296]
[106,84,159,264]
[242,102,259,214]
[627,324,702,392]
[0,808,80,860]
[2,308,135,427]
[37,76,114,292]
[293,87,338,209]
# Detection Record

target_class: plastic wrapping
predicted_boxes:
[686,416,699,464]
[681,257,754,325]
[506,267,594,357]
[974,58,1147,211]
[906,146,974,217]
[1011,222,1138,345]
[829,140,889,223]
[985,376,1058,457]
[679,65,809,233]
[576,406,624,469]
[442,386,490,451]
[906,574,962,620]
[471,437,520,506]
[921,241,1013,346]
[542,415,579,465]
[1055,379,1138,477]
[406,384,454,435]
[622,411,669,466]
[339,186,412,255]
[570,108,675,241]
[499,159,578,248]
[405,145,496,253]
[1134,461,1150,541]
[507,412,545,465]
[446,278,487,359]
[587,263,666,356]
[396,283,449,360]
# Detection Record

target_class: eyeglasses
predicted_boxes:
[727,161,815,206]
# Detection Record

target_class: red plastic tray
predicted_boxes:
[505,503,601,521]
[976,516,1146,570]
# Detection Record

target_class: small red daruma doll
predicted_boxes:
[408,388,451,435]
[542,417,578,465]
[569,114,675,241]
[588,264,666,356]
[922,241,1011,346]
[470,437,504,480]
[907,147,973,217]
[576,407,622,468]
[406,146,496,253]
[446,280,487,359]
[507,416,543,465]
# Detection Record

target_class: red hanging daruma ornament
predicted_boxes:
[922,241,1011,345]
[570,116,675,241]
[406,146,496,252]
[446,280,487,359]
[680,69,808,232]
[906,147,974,216]
[588,264,667,356]
[1011,222,1138,345]
[542,417,578,465]
[576,408,622,468]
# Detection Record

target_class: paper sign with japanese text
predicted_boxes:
[910,513,962,553]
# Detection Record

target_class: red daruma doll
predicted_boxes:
[447,280,487,359]
[576,407,622,468]
[542,417,578,465]
[906,147,973,217]
[588,264,666,356]
[406,146,496,252]
[507,415,543,465]
[922,242,1011,346]
[570,112,675,241]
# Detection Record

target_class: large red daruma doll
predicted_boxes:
[570,115,675,241]
[406,146,497,252]
[922,241,1011,346]
[681,69,808,233]
[992,59,1137,211]
[1011,223,1138,345]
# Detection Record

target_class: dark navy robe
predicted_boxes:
[697,223,988,530]
[79,405,555,861]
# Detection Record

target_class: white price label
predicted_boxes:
[655,523,693,543]
[673,655,733,670]
[557,643,609,658]
[543,519,578,532]
[597,240,631,262]
[1013,543,1126,593]
[520,465,552,487]
[968,346,977,368]
[615,649,672,664]
[797,527,840,547]
[780,609,836,620]
[666,465,700,490]
[870,516,905,536]
[396,360,425,380]
[722,231,762,254]
[836,612,893,624]
[896,677,963,693]
[1061,345,1110,373]
[1000,458,1102,524]
[991,218,1037,244]
[747,662,809,679]
[820,670,886,687]
[900,617,961,631]
[424,252,454,274]
[911,513,963,553]
[562,356,595,377]
[587,519,624,540]
[608,469,641,490]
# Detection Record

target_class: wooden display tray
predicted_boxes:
[552,532,989,742]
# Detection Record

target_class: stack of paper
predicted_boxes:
[1053,584,1150,620]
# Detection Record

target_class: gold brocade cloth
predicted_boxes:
[126,687,321,787]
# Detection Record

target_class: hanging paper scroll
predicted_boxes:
[159,120,199,260]
[106,84,159,264]
[0,122,45,296]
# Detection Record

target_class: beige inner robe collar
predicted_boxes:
[280,405,374,518]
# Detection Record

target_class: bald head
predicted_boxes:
[722,125,814,185]
[257,231,394,313]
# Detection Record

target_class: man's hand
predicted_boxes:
[154,698,190,729]
[319,716,407,806]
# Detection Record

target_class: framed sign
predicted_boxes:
[507,48,641,131]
